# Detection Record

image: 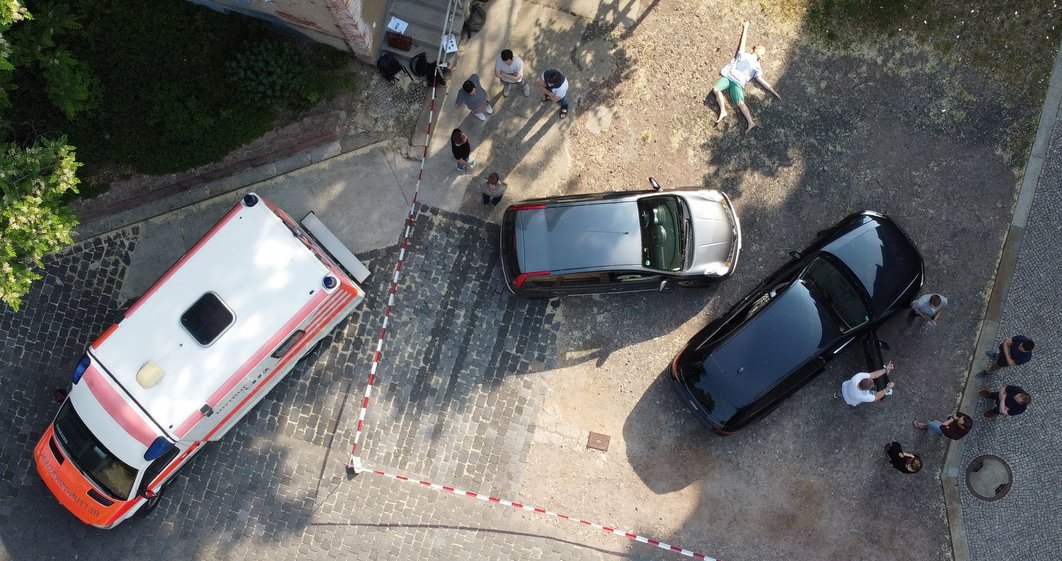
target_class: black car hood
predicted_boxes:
[695,282,840,412]
[821,217,923,318]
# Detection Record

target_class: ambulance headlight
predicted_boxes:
[72,355,90,385]
[145,437,175,461]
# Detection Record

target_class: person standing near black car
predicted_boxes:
[885,442,923,474]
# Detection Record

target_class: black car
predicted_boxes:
[499,179,742,298]
[670,211,924,434]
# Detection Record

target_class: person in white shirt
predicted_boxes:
[538,68,570,118]
[711,21,781,133]
[836,362,895,406]
[909,293,948,326]
[495,49,531,97]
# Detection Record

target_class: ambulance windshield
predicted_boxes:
[53,401,137,500]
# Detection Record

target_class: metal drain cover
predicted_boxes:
[966,454,1013,501]
[587,432,610,452]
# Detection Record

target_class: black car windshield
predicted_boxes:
[800,256,870,331]
[638,196,686,271]
[53,400,137,500]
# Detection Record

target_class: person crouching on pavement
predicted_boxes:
[538,68,570,118]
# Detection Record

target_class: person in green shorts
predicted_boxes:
[712,21,782,133]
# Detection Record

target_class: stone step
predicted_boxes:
[389,0,460,31]
[381,0,465,61]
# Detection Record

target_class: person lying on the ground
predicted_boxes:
[711,20,781,133]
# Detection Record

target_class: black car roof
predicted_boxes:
[698,282,841,413]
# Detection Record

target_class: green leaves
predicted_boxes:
[225,39,317,110]
[5,0,99,120]
[0,136,80,311]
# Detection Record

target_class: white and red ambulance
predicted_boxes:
[33,193,368,528]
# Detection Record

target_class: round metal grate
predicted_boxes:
[965,454,1013,501]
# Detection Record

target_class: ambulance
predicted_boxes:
[33,193,369,528]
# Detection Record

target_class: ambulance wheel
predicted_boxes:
[140,487,166,516]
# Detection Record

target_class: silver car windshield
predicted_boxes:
[638,196,686,271]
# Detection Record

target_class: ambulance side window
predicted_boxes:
[139,447,179,495]
[271,330,306,359]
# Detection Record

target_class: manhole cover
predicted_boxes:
[587,432,610,452]
[966,454,1013,501]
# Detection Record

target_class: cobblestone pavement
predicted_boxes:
[956,109,1062,561]
[0,228,141,557]
[4,206,661,561]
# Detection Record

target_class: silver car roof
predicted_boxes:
[515,200,643,273]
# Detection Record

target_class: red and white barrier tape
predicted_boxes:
[358,465,719,560]
[347,67,443,471]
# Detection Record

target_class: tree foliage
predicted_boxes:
[6,0,353,176]
[1,1,80,311]
[0,0,29,112]
[6,1,99,119]
[0,136,79,311]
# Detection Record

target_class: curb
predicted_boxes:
[72,133,391,242]
[941,37,1062,561]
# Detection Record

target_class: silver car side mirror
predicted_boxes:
[649,177,662,191]
[659,279,669,292]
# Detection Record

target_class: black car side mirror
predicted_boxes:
[789,251,802,260]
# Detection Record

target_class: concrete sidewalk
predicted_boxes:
[943,39,1062,561]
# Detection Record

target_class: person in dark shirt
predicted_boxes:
[885,442,922,474]
[980,386,1031,418]
[451,129,474,172]
[913,412,973,440]
[985,335,1035,374]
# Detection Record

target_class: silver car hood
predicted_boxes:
[684,191,741,275]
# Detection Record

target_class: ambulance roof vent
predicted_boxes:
[136,361,164,389]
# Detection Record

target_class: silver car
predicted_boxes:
[500,178,742,297]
